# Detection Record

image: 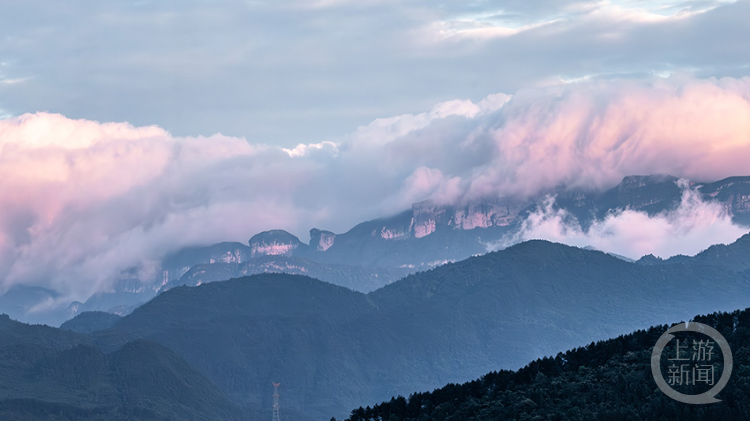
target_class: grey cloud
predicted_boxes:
[1,1,748,147]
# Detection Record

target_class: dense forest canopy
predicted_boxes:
[341,309,750,421]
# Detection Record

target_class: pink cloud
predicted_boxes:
[1,76,750,309]
[471,76,750,198]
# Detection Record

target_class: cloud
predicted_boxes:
[0,113,270,301]
[495,180,748,259]
[283,141,340,159]
[431,18,562,41]
[0,0,748,147]
[460,74,750,199]
[335,75,750,212]
[1,75,750,309]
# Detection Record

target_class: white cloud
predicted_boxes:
[0,77,27,85]
[431,18,562,40]
[283,141,339,158]
[427,0,737,42]
[347,97,499,149]
[496,180,747,259]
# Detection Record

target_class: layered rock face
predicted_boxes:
[310,228,336,251]
[369,198,528,242]
[248,230,303,258]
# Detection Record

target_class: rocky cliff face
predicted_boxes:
[451,199,525,229]
[310,229,336,251]
[700,176,750,223]
[411,201,443,238]
[160,242,252,284]
[155,175,750,282]
[248,230,304,258]
[367,198,528,242]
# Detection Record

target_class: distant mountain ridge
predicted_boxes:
[163,174,750,279]
[0,315,243,420]
[637,229,750,272]
[90,233,750,420]
[3,232,750,419]
[2,174,749,325]
[161,255,411,293]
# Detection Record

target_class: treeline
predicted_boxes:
[341,309,750,420]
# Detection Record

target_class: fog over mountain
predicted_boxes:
[500,180,749,259]
[1,76,750,311]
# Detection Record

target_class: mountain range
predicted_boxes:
[25,232,741,419]
[0,314,243,420]
[5,174,746,327]
[0,174,749,419]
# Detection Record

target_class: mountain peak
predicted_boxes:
[248,230,303,258]
[310,228,336,251]
[617,174,678,190]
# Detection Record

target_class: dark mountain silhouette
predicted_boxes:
[90,234,750,420]
[0,315,243,421]
[341,307,750,421]
[161,255,411,293]
[638,232,750,272]
[1,231,749,419]
[61,311,122,334]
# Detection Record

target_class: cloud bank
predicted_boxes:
[1,75,750,306]
[498,181,748,260]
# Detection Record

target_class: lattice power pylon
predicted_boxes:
[272,382,281,421]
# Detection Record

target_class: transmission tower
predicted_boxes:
[272,382,281,421]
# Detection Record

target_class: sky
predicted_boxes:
[1,0,750,307]
[2,0,749,144]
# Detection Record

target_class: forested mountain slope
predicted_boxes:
[93,236,750,419]
[342,308,750,421]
